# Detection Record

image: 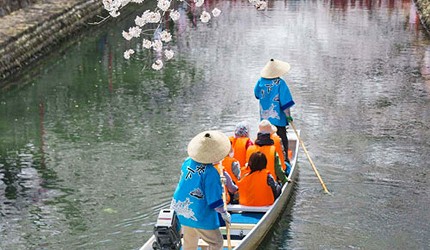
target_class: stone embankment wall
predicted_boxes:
[415,0,430,31]
[0,0,40,17]
[1,0,430,86]
[0,0,103,84]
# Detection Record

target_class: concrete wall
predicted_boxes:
[0,0,103,84]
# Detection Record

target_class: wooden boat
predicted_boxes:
[140,129,300,250]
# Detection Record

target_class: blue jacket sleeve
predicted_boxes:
[279,79,295,110]
[254,79,261,100]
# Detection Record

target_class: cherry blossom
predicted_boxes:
[152,40,163,52]
[101,0,264,70]
[122,30,133,40]
[142,39,152,49]
[123,49,135,59]
[160,30,172,42]
[157,0,171,12]
[195,0,204,8]
[200,11,211,23]
[152,59,164,70]
[169,10,180,21]
[165,49,174,60]
[212,8,221,17]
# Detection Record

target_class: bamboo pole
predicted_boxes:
[219,161,232,249]
[289,121,330,194]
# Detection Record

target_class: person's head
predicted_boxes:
[187,130,231,164]
[258,119,277,135]
[248,152,267,173]
[234,121,250,138]
[260,58,291,79]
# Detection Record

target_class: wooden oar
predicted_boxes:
[289,121,330,194]
[219,161,232,250]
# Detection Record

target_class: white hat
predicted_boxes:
[260,59,291,79]
[258,119,277,134]
[187,130,231,164]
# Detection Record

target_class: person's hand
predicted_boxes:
[287,116,293,123]
[221,212,231,225]
[220,175,226,185]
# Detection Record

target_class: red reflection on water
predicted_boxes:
[38,101,46,168]
[108,44,113,93]
[326,0,413,11]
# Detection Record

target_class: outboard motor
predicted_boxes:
[152,209,181,250]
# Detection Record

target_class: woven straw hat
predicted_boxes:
[260,58,291,79]
[187,130,231,164]
[258,119,277,134]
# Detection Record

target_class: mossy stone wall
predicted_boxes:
[0,0,40,17]
[415,0,430,32]
[0,0,103,85]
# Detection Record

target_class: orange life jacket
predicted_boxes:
[240,165,250,179]
[229,136,250,167]
[221,156,240,184]
[215,164,231,204]
[245,144,276,177]
[271,134,287,171]
[238,170,275,206]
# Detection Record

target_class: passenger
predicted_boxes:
[215,145,241,204]
[258,119,292,175]
[229,121,254,168]
[214,165,238,204]
[245,132,289,185]
[219,146,241,184]
[171,130,231,250]
[238,152,281,206]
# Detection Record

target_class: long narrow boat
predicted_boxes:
[140,129,300,250]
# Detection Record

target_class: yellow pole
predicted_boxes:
[289,121,330,194]
[219,162,232,249]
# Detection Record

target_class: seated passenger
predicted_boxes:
[221,145,241,184]
[238,152,281,206]
[229,121,254,168]
[245,132,289,185]
[215,165,238,204]
[215,149,240,203]
[258,119,292,175]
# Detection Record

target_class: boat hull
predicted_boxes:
[231,129,299,250]
[140,129,300,250]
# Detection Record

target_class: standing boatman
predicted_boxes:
[254,58,295,165]
[171,130,231,250]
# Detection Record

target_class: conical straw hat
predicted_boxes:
[260,58,291,79]
[187,130,231,164]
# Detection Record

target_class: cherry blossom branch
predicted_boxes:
[103,0,267,70]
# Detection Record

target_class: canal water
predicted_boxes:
[1,0,429,249]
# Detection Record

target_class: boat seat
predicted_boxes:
[220,223,255,230]
[198,238,241,249]
[227,204,272,213]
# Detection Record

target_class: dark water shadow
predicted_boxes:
[257,167,300,250]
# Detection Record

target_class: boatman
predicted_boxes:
[171,130,231,250]
[254,58,295,166]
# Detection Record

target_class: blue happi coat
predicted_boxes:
[254,77,295,127]
[171,157,223,230]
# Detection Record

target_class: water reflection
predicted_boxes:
[1,0,430,249]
